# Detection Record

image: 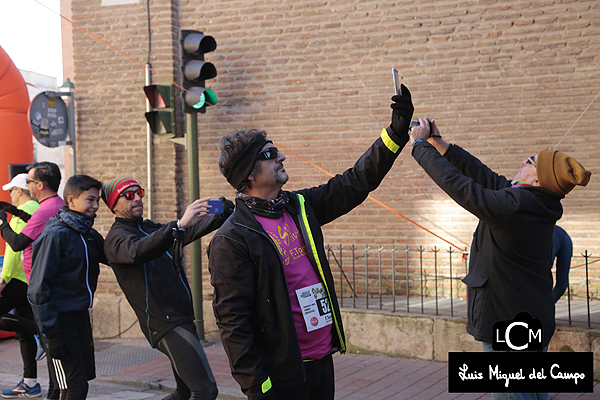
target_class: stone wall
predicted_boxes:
[91,295,600,379]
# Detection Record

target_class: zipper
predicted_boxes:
[296,194,346,353]
[79,234,93,308]
[138,223,191,299]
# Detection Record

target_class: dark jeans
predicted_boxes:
[482,342,549,400]
[0,279,37,378]
[273,354,334,400]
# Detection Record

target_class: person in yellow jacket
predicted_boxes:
[0,173,41,398]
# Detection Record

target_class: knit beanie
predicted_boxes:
[536,150,591,196]
[101,178,141,213]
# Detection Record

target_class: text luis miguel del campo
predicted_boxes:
[448,313,593,393]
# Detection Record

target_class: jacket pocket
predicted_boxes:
[462,274,488,330]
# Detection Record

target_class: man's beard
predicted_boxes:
[275,171,289,186]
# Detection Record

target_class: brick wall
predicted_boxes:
[63,0,599,302]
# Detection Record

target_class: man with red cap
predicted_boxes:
[410,117,591,400]
[101,178,233,400]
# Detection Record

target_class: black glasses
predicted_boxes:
[120,188,145,200]
[525,155,537,168]
[256,147,279,161]
[25,179,41,184]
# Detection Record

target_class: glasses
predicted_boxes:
[525,155,537,168]
[256,147,279,161]
[25,179,41,184]
[120,188,145,200]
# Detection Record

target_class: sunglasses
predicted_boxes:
[256,147,279,161]
[120,188,145,200]
[25,179,41,184]
[526,155,537,168]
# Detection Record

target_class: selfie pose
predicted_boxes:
[102,178,233,400]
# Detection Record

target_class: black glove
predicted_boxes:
[261,392,279,400]
[389,84,414,141]
[246,389,279,400]
[0,201,32,222]
[45,336,65,360]
[220,196,235,218]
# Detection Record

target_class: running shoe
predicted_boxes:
[0,379,42,398]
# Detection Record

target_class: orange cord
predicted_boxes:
[37,0,466,251]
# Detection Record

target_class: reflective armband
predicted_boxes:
[262,376,272,394]
[380,128,401,154]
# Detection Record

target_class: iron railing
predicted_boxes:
[326,245,600,329]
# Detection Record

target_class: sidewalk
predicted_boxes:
[0,337,598,400]
[96,339,599,400]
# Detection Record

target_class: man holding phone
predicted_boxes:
[207,84,414,400]
[101,178,233,400]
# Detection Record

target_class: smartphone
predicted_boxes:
[392,67,401,95]
[207,199,224,214]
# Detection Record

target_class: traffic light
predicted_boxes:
[144,84,175,137]
[181,30,217,113]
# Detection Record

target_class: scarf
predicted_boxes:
[238,192,289,219]
[57,206,95,234]
[511,181,533,188]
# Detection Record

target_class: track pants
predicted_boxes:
[45,310,95,400]
[155,323,218,400]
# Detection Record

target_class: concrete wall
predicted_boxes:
[91,294,600,380]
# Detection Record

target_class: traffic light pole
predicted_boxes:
[186,113,205,341]
[145,63,154,220]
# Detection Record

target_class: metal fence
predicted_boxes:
[326,244,600,329]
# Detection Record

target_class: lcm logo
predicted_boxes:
[492,312,543,351]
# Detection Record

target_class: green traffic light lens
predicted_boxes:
[192,93,206,109]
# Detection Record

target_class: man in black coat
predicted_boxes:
[207,85,414,400]
[102,178,233,400]
[410,117,590,400]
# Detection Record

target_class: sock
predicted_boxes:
[22,378,37,387]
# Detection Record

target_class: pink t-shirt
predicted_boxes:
[21,195,63,282]
[255,211,333,360]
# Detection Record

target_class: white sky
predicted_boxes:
[0,0,63,85]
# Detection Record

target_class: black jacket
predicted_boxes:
[104,213,226,346]
[207,129,407,399]
[412,142,563,347]
[28,206,105,338]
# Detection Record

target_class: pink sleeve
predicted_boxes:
[20,210,48,241]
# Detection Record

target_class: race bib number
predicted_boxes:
[295,283,333,332]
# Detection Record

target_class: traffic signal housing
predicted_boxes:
[144,84,175,137]
[181,30,217,113]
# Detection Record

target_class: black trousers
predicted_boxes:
[273,354,335,400]
[44,310,95,400]
[0,279,37,378]
[155,323,218,400]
